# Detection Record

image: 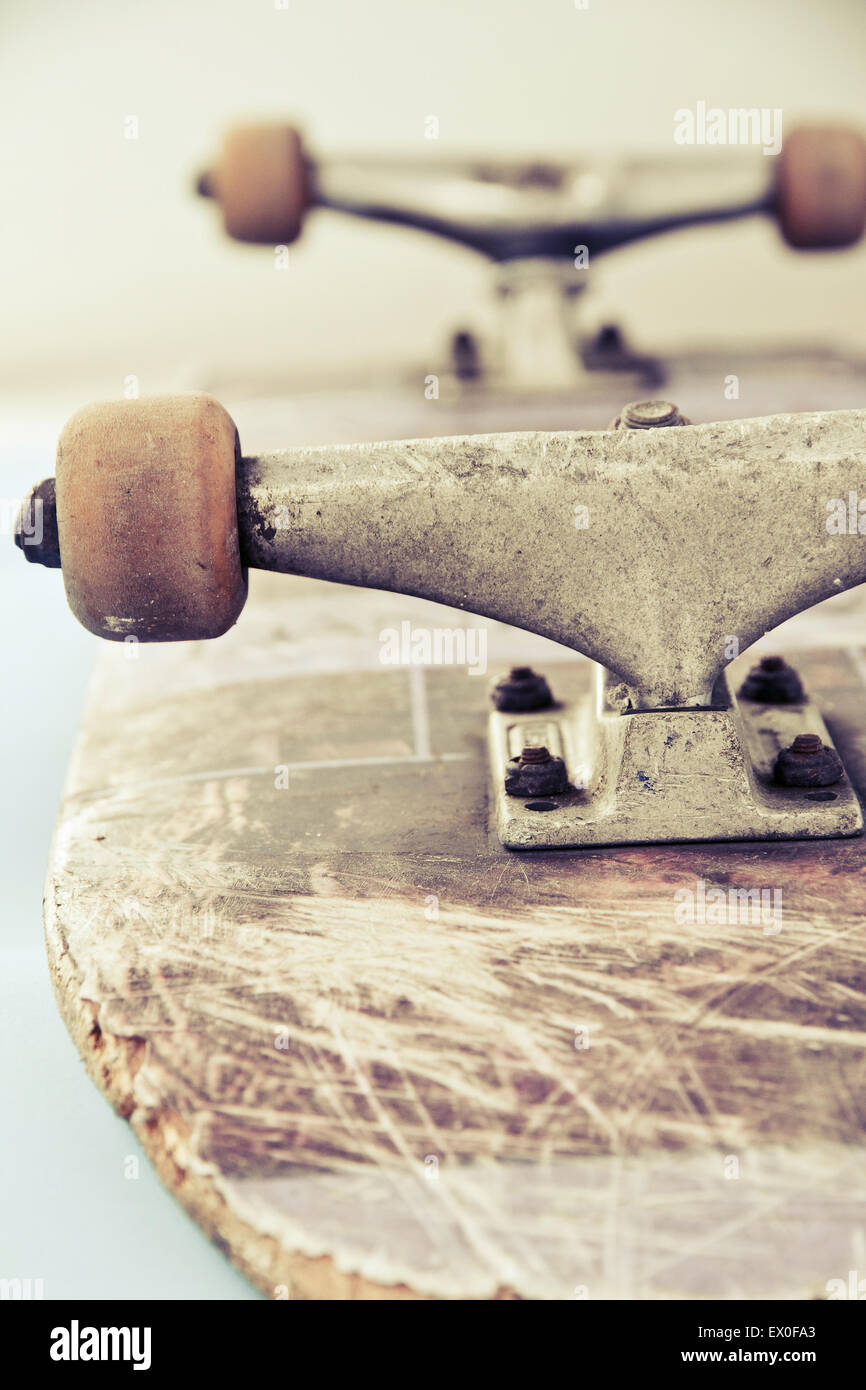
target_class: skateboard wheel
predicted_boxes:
[210,124,309,244]
[55,394,247,642]
[776,126,866,248]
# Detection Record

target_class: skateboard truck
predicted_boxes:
[195,124,866,259]
[193,124,866,391]
[15,394,866,848]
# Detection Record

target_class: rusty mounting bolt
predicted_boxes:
[505,744,568,798]
[774,733,843,788]
[518,744,551,764]
[491,666,553,712]
[738,654,804,705]
[790,734,822,755]
[610,400,691,431]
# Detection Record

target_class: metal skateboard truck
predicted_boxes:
[15,394,866,848]
[195,123,866,258]
[194,124,866,393]
[195,124,866,393]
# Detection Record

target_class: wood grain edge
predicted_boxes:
[42,871,522,1302]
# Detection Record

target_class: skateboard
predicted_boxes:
[14,125,866,1300]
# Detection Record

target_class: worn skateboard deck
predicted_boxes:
[45,563,866,1300]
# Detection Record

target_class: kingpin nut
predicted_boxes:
[610,400,691,431]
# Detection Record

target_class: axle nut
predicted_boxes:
[14,478,61,568]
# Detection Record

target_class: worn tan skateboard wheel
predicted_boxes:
[776,126,866,249]
[55,394,247,642]
[210,124,309,244]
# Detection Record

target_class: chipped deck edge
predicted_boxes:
[42,870,527,1302]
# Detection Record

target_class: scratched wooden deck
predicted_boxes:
[44,566,866,1300]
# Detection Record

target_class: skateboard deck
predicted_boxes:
[45,543,866,1300]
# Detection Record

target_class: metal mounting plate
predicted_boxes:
[488,664,863,850]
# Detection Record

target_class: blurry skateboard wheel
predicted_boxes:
[776,126,866,249]
[211,124,309,244]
